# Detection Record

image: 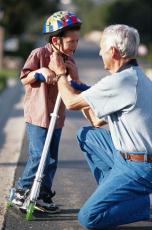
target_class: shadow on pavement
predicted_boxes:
[5,207,79,222]
[32,208,79,221]
[0,161,26,167]
[58,160,89,170]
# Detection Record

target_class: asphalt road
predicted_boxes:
[3,39,152,230]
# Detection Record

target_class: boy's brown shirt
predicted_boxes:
[20,43,66,128]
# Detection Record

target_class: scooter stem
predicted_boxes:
[29,93,62,202]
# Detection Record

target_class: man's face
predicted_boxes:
[57,30,80,56]
[99,38,113,72]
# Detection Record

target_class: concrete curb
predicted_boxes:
[0,79,25,229]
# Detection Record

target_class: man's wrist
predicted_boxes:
[56,73,67,82]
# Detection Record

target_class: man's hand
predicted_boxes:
[81,107,107,127]
[65,60,79,81]
[49,52,66,75]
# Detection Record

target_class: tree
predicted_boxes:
[103,0,152,43]
[73,0,152,43]
[0,0,59,36]
[73,0,95,34]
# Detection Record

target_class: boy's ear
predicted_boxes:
[52,36,59,45]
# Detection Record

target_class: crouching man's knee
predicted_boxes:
[76,126,95,150]
[78,208,94,229]
[78,208,104,230]
[78,206,112,230]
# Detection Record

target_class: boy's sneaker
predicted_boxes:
[12,189,29,208]
[36,191,60,213]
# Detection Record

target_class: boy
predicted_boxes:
[12,11,82,213]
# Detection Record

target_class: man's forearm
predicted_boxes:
[57,75,88,110]
[82,107,107,127]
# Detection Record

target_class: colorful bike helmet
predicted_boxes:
[42,11,82,36]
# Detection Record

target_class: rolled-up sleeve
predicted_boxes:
[20,48,41,79]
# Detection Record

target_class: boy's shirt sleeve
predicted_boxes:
[20,48,41,79]
[81,71,138,118]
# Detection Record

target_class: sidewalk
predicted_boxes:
[0,79,25,229]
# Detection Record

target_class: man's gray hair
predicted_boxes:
[102,24,140,58]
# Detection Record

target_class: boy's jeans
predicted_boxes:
[17,123,62,192]
[77,126,152,229]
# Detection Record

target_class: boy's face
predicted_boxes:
[53,30,80,56]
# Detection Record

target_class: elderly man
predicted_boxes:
[50,24,152,229]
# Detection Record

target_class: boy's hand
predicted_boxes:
[40,67,56,84]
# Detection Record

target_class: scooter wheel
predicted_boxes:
[26,202,35,220]
[7,202,13,208]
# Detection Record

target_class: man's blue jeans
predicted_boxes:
[77,126,152,229]
[17,123,62,193]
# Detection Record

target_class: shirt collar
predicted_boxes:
[45,43,53,54]
[117,59,138,72]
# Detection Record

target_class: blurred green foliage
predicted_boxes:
[0,78,7,92]
[74,0,152,41]
[0,68,18,92]
[5,40,35,60]
[0,0,151,62]
[0,0,59,36]
[0,68,18,78]
[0,0,59,62]
[74,0,152,62]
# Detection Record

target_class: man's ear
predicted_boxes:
[111,47,121,60]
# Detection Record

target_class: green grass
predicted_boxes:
[0,68,18,78]
[0,68,19,93]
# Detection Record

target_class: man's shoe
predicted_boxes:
[36,191,60,213]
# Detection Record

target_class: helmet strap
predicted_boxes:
[51,36,63,53]
[51,37,69,61]
[51,43,61,54]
